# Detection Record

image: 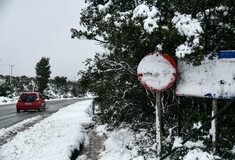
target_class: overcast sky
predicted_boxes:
[0,0,103,80]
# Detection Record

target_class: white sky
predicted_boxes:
[0,0,103,80]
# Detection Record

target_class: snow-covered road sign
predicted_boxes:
[137,52,177,92]
[137,52,177,157]
[176,50,235,99]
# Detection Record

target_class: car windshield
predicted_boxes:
[20,93,37,102]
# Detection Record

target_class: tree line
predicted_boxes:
[0,57,81,98]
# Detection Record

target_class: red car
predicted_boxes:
[16,92,46,112]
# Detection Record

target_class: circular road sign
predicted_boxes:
[137,52,177,92]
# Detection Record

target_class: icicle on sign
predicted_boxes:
[137,52,177,92]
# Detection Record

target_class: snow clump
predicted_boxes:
[132,4,160,33]
[172,12,203,58]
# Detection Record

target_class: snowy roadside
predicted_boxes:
[0,96,18,105]
[94,125,218,160]
[0,99,94,160]
[0,98,220,160]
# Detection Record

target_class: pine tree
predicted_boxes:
[35,57,51,93]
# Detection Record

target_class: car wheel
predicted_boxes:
[17,109,20,113]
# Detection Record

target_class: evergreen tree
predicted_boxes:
[54,76,68,94]
[73,0,235,157]
[35,57,51,93]
[54,76,67,89]
[72,0,234,64]
[78,53,155,127]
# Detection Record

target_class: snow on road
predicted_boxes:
[0,99,93,160]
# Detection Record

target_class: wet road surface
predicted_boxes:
[0,98,90,129]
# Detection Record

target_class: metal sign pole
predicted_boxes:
[212,99,218,154]
[156,92,162,158]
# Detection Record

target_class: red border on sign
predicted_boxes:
[137,52,177,92]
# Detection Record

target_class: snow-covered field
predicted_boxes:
[0,99,219,160]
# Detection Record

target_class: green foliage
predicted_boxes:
[78,53,156,128]
[0,75,78,98]
[53,76,68,93]
[54,76,67,87]
[0,83,11,96]
[71,84,78,97]
[73,0,235,64]
[35,57,51,93]
[74,0,235,158]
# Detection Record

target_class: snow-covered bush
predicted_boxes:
[74,0,235,158]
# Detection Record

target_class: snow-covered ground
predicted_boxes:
[0,99,93,160]
[0,98,219,160]
[0,96,18,105]
[96,126,218,160]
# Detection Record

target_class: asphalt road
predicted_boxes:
[0,98,91,129]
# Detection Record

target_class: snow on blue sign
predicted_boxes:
[176,50,235,99]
